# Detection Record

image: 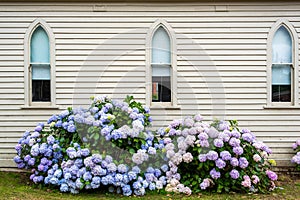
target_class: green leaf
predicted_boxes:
[197,148,202,154]
[184,180,190,185]
[94,133,99,140]
[129,148,135,154]
[192,180,197,186]
[217,184,223,193]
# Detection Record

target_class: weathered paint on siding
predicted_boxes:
[0,1,300,168]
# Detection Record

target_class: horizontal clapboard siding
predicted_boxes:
[0,1,300,168]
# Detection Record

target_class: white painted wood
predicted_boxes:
[1,1,300,168]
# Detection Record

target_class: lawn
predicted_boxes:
[0,171,299,200]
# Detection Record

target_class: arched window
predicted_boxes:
[30,26,51,102]
[151,27,171,102]
[271,26,293,102]
[24,19,56,107]
[266,19,298,107]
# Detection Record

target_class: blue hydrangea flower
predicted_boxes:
[60,183,69,192]
[117,164,128,173]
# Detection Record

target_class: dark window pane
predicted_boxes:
[32,80,51,102]
[152,76,171,102]
[272,85,291,102]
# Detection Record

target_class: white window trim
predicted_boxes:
[265,19,299,108]
[145,19,179,109]
[23,19,57,108]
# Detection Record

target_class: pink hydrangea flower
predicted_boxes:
[252,175,260,184]
[241,175,251,188]
[253,154,261,162]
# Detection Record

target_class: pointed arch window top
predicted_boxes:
[152,27,171,64]
[272,26,292,64]
[30,26,50,64]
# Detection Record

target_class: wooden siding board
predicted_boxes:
[0,2,300,168]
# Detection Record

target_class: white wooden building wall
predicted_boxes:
[0,1,300,168]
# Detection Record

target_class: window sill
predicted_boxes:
[21,105,60,110]
[263,105,300,109]
[150,105,181,110]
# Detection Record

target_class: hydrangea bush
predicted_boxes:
[160,117,277,194]
[291,139,300,171]
[14,96,277,196]
[14,96,167,195]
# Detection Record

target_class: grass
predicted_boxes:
[0,171,299,200]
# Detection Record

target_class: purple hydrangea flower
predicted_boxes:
[198,132,209,140]
[24,155,31,162]
[229,169,240,179]
[291,152,300,164]
[200,140,210,147]
[233,146,244,155]
[218,134,230,143]
[183,117,194,127]
[200,178,211,190]
[210,168,221,179]
[229,138,241,147]
[230,157,239,167]
[198,154,207,162]
[215,158,226,169]
[28,158,35,166]
[292,143,298,150]
[17,162,25,168]
[266,170,278,181]
[239,157,249,169]
[213,138,224,148]
[242,133,255,143]
[206,151,218,161]
[218,121,230,131]
[230,130,241,138]
[220,151,231,161]
[40,157,48,165]
[194,114,203,122]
